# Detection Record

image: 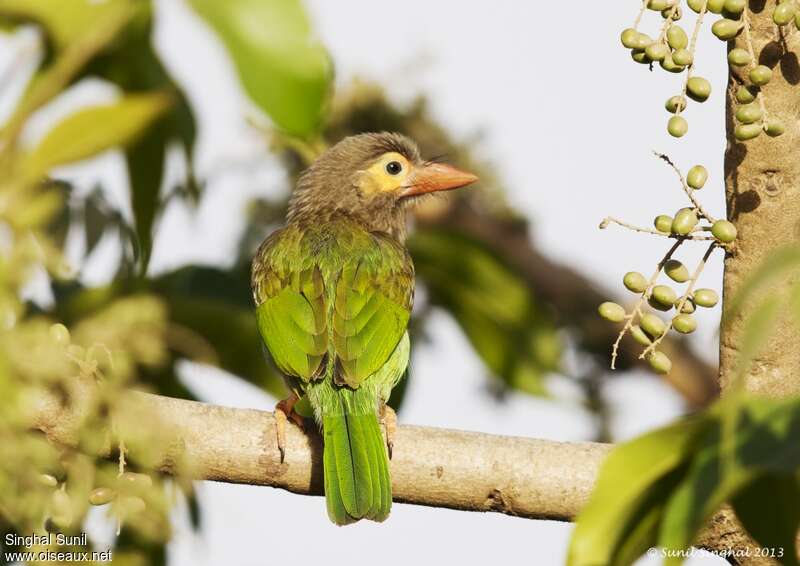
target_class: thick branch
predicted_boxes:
[30,382,765,560]
[31,382,610,521]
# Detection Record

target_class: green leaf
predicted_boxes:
[658,398,800,563]
[568,414,713,566]
[0,0,131,51]
[81,13,198,273]
[23,92,172,178]
[410,228,560,395]
[188,0,332,137]
[732,473,800,566]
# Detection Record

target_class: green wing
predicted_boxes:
[252,222,413,387]
[252,227,328,380]
[332,236,412,388]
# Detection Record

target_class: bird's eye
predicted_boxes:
[385,161,403,175]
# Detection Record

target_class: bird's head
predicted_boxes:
[287,132,478,240]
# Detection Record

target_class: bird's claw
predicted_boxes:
[380,404,397,459]
[274,394,304,463]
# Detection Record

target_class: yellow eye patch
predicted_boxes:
[356,152,411,195]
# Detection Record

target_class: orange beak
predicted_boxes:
[399,163,478,198]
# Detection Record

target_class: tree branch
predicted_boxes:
[30,380,610,521]
[30,380,767,561]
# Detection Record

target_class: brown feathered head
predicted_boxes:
[287,132,477,240]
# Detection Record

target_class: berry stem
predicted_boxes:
[634,0,649,30]
[741,5,770,123]
[654,151,718,223]
[676,0,708,116]
[601,216,717,240]
[610,239,683,370]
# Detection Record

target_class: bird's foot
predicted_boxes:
[274,393,304,463]
[379,404,397,459]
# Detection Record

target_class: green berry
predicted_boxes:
[671,208,698,235]
[667,25,689,49]
[634,33,653,50]
[654,214,674,232]
[735,123,762,141]
[686,77,712,103]
[676,298,696,313]
[632,49,651,64]
[621,28,641,48]
[687,0,705,12]
[693,288,719,307]
[707,0,726,13]
[727,48,751,66]
[89,487,116,506]
[672,313,698,334]
[660,54,685,73]
[648,0,673,10]
[664,259,690,283]
[651,285,678,308]
[49,323,70,345]
[39,474,58,487]
[749,65,773,86]
[687,165,708,189]
[668,115,688,137]
[735,85,757,104]
[118,471,153,492]
[624,271,649,293]
[711,219,737,242]
[773,2,796,25]
[672,48,693,66]
[631,325,653,346]
[641,313,667,338]
[118,496,146,516]
[664,5,682,20]
[765,120,785,137]
[724,0,746,13]
[712,18,743,40]
[599,302,626,322]
[50,490,73,528]
[648,351,672,374]
[735,103,763,124]
[665,96,687,114]
[646,42,670,61]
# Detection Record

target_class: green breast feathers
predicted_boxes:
[251,219,414,390]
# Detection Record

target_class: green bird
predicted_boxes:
[251,132,477,525]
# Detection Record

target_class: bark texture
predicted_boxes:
[710,4,800,563]
[721,8,800,396]
[30,380,610,521]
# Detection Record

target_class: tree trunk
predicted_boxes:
[711,5,800,564]
[721,6,800,396]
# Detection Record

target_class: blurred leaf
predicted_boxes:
[0,0,131,51]
[80,6,198,272]
[571,397,800,566]
[42,180,71,249]
[151,266,284,398]
[568,414,713,566]
[83,189,115,257]
[732,474,800,566]
[410,227,559,395]
[188,0,332,137]
[23,92,171,178]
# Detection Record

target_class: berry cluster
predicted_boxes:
[622,0,789,139]
[598,154,733,374]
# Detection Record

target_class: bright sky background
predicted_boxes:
[1,0,735,564]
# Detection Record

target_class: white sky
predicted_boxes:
[1,0,733,564]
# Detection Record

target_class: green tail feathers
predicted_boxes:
[322,408,391,525]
